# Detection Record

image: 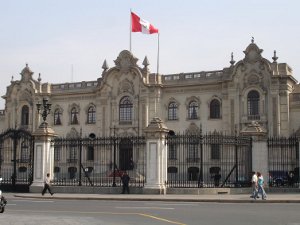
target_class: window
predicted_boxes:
[21,105,29,125]
[87,146,94,161]
[87,106,96,124]
[187,139,199,162]
[210,99,221,119]
[54,167,60,173]
[18,167,27,173]
[21,141,30,163]
[54,146,61,161]
[247,90,260,119]
[68,145,77,163]
[71,107,79,124]
[211,144,220,160]
[54,109,62,125]
[168,143,177,160]
[168,102,178,120]
[119,96,132,122]
[68,167,77,179]
[188,101,198,119]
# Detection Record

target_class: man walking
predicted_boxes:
[250,171,258,198]
[42,173,54,196]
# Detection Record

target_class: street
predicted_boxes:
[1,195,300,225]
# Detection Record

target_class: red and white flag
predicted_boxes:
[131,12,159,34]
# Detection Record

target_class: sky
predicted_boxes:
[0,0,299,109]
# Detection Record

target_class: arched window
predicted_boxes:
[87,106,96,124]
[54,109,62,125]
[168,102,178,120]
[21,105,29,125]
[119,96,132,122]
[188,101,198,119]
[210,99,221,119]
[71,107,79,124]
[247,90,260,119]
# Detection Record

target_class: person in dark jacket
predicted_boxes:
[121,171,130,194]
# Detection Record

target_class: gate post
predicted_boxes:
[241,121,268,185]
[144,117,169,194]
[30,97,57,192]
[30,125,57,192]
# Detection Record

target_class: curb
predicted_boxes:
[13,195,300,204]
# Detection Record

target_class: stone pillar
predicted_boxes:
[251,137,269,184]
[241,121,269,185]
[144,117,169,194]
[30,125,57,192]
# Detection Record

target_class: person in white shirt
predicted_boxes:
[250,171,258,198]
[41,173,54,196]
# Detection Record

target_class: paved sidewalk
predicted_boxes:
[13,192,300,203]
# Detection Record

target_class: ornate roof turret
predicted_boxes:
[243,38,263,64]
[20,63,34,81]
[114,50,138,73]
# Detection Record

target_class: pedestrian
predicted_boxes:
[288,171,294,186]
[250,171,258,198]
[121,171,130,194]
[254,172,267,200]
[42,173,54,196]
[214,171,221,187]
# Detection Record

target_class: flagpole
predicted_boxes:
[130,9,132,52]
[157,33,160,76]
[154,33,160,116]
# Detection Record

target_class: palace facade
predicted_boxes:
[0,40,300,138]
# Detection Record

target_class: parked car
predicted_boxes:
[269,171,288,187]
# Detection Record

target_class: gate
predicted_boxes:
[0,129,34,192]
[51,135,146,187]
[268,136,299,188]
[166,132,252,188]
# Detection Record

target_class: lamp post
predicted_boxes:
[36,98,52,128]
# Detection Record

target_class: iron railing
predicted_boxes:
[166,132,252,188]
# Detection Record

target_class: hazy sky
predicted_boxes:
[0,0,299,108]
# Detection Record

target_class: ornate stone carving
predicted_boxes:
[118,79,134,95]
[243,42,263,64]
[114,50,138,74]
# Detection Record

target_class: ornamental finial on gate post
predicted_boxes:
[36,98,52,128]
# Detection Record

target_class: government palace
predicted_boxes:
[0,39,299,138]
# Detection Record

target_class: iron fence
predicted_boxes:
[268,136,299,188]
[166,132,252,188]
[51,136,146,187]
[0,129,34,192]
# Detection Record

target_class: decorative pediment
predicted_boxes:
[19,89,33,103]
[241,121,267,136]
[20,64,34,82]
[114,50,138,74]
[243,42,263,64]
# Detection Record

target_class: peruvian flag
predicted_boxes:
[131,12,159,34]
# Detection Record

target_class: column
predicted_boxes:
[144,117,169,193]
[30,126,57,192]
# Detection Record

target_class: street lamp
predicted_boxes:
[36,98,52,128]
